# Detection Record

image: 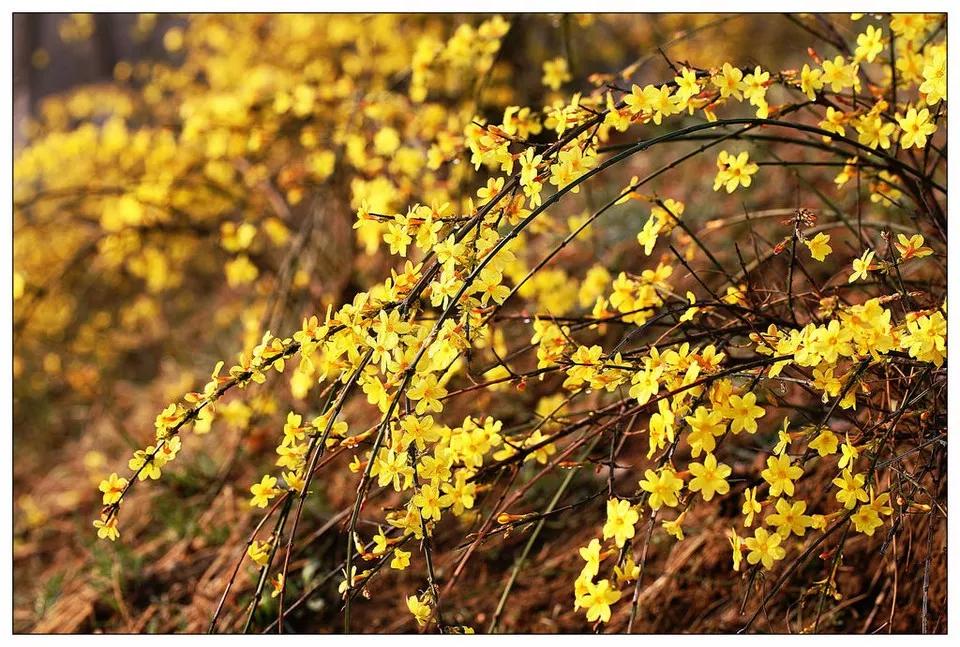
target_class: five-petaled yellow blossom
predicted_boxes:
[98,473,128,505]
[687,453,732,501]
[249,474,279,508]
[766,498,813,537]
[412,483,443,521]
[725,391,765,434]
[407,373,447,415]
[901,310,947,367]
[854,25,884,63]
[713,62,745,99]
[809,429,839,457]
[685,405,724,456]
[760,454,803,497]
[713,150,759,193]
[406,594,432,627]
[894,234,933,261]
[896,107,937,149]
[94,515,120,541]
[580,579,622,623]
[833,469,869,509]
[744,527,786,569]
[856,112,896,150]
[602,498,639,548]
[639,467,684,510]
[851,505,882,535]
[805,232,832,262]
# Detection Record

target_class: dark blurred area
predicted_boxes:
[12,13,180,146]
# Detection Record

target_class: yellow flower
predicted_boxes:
[713,150,759,193]
[371,527,391,555]
[629,367,661,405]
[475,267,510,305]
[406,594,432,627]
[249,475,279,508]
[894,233,933,261]
[684,405,724,456]
[579,538,603,579]
[744,527,786,569]
[225,254,259,287]
[901,311,947,367]
[854,25,884,63]
[644,84,680,125]
[412,483,443,521]
[742,487,762,527]
[407,373,447,415]
[773,426,792,456]
[833,469,868,509]
[804,232,832,262]
[819,106,847,139]
[848,249,876,283]
[808,429,839,457]
[390,548,411,570]
[269,574,284,598]
[919,48,946,104]
[662,516,685,541]
[855,113,895,150]
[476,176,505,202]
[868,489,895,518]
[623,83,650,116]
[602,498,639,548]
[742,68,769,117]
[247,540,271,567]
[821,55,859,92]
[439,471,476,515]
[128,447,162,481]
[673,67,701,104]
[94,515,120,541]
[98,473,128,505]
[542,57,571,90]
[799,63,824,100]
[713,62,745,100]
[383,222,412,256]
[851,504,883,536]
[581,579,622,623]
[728,530,744,571]
[760,454,803,497]
[687,453,731,501]
[614,556,641,583]
[838,435,860,469]
[766,498,813,537]
[636,215,661,256]
[897,107,937,149]
[638,467,684,511]
[725,391,765,434]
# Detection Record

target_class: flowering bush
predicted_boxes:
[14,13,945,634]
